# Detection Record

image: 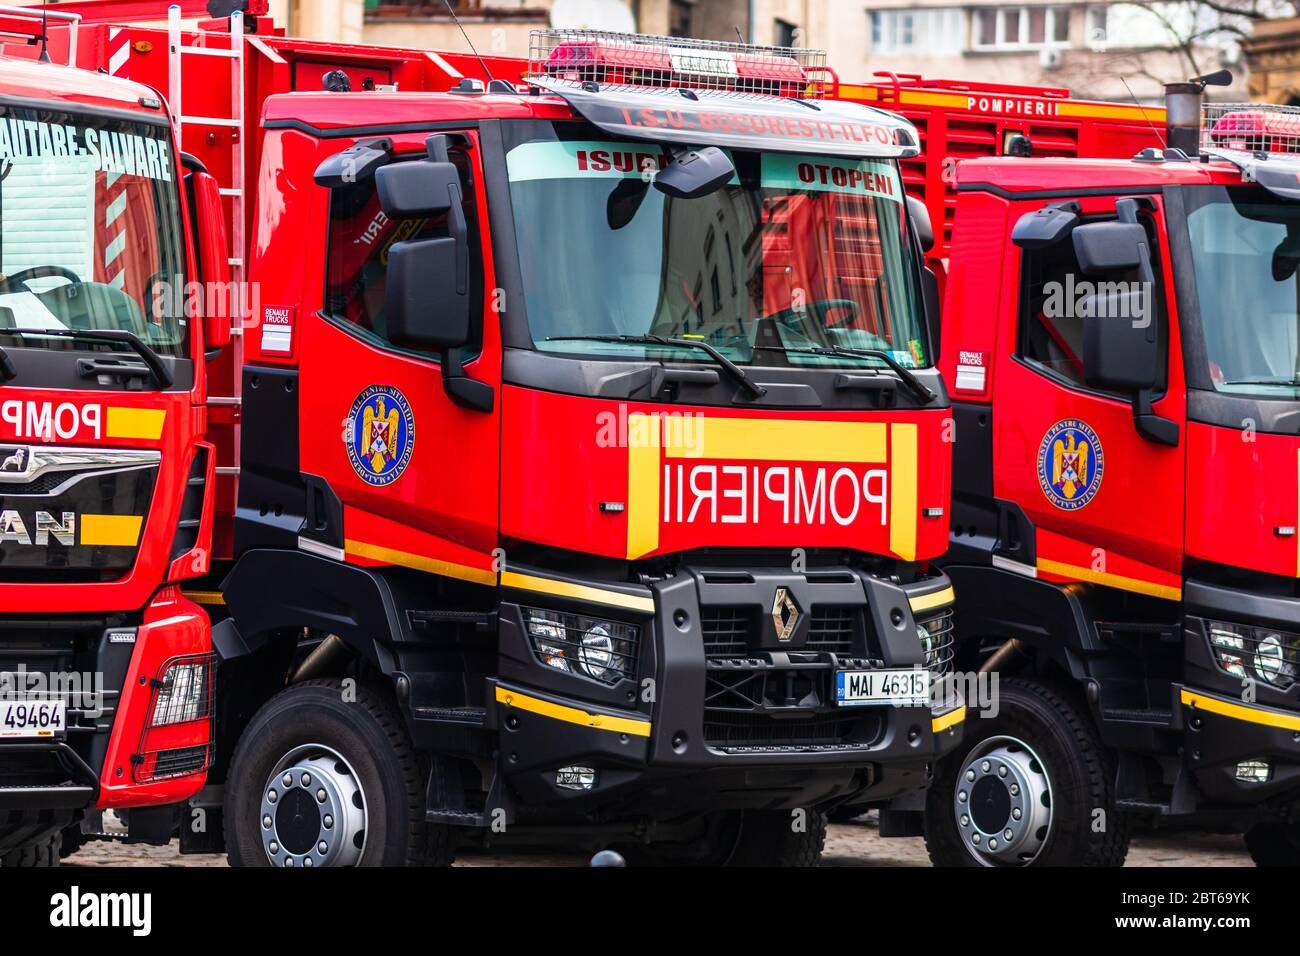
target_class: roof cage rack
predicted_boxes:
[0,3,79,65]
[1203,102,1300,156]
[527,29,832,100]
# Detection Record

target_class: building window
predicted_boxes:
[971,6,1070,50]
[869,8,963,54]
[669,0,694,38]
[774,18,798,47]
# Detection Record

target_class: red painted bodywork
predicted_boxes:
[0,52,214,803]
[944,155,1300,593]
[96,587,211,808]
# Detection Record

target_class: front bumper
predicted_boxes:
[492,564,964,816]
[1181,579,1300,804]
[0,588,212,848]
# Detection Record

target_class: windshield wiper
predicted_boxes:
[753,344,936,402]
[0,345,14,382]
[1219,378,1300,388]
[546,334,767,399]
[0,328,173,388]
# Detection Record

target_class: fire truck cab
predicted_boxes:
[0,5,228,864]
[204,31,965,866]
[929,77,1300,865]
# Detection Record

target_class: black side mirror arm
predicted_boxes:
[1115,198,1178,446]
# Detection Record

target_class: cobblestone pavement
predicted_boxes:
[67,814,1252,867]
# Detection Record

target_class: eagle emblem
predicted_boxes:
[345,385,415,486]
[1037,419,1103,511]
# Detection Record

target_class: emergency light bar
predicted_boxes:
[1205,102,1300,156]
[528,29,832,100]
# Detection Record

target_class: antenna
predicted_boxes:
[440,0,496,88]
[37,1,50,63]
[1119,75,1165,150]
[735,25,745,44]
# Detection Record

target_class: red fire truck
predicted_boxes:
[47,8,965,866]
[918,75,1300,866]
[0,4,229,865]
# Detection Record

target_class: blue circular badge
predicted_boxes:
[346,385,415,486]
[1037,419,1103,511]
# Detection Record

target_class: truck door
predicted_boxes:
[297,131,501,584]
[992,196,1187,600]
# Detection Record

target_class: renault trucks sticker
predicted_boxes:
[345,385,415,486]
[1037,418,1104,510]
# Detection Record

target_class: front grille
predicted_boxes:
[704,712,857,749]
[701,604,863,656]
[701,606,752,656]
[806,607,855,654]
[917,607,955,678]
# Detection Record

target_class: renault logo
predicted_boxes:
[772,587,800,642]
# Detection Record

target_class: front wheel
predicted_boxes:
[924,678,1129,867]
[1245,821,1300,866]
[224,679,453,867]
[1,831,60,867]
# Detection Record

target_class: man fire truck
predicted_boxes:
[920,72,1300,866]
[0,5,228,865]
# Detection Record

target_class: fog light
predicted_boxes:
[1236,760,1271,783]
[556,766,597,790]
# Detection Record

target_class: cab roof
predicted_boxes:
[0,54,168,120]
[956,154,1250,193]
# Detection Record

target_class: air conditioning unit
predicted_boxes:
[1039,47,1063,70]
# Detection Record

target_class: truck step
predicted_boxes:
[1100,708,1174,726]
[427,807,488,827]
[408,609,497,633]
[409,705,487,727]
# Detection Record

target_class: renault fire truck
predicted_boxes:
[57,8,962,865]
[919,74,1300,866]
[0,5,228,865]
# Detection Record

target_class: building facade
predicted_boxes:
[825,1,1242,102]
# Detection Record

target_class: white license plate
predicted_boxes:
[0,699,65,738]
[835,669,929,707]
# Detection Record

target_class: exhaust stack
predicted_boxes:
[1164,69,1232,157]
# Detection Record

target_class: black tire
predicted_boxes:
[58,824,88,860]
[224,679,453,867]
[1,831,60,868]
[727,809,827,867]
[1245,822,1300,866]
[924,678,1129,867]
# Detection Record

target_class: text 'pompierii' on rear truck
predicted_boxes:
[163,27,963,865]
[0,5,231,864]
[921,74,1300,866]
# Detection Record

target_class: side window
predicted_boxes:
[1018,215,1166,391]
[323,144,483,359]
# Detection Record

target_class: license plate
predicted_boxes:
[0,699,65,738]
[835,669,929,707]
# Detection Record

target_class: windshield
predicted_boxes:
[503,121,930,370]
[0,106,187,358]
[1185,185,1300,396]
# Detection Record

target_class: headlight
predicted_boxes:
[1208,621,1299,688]
[522,607,639,685]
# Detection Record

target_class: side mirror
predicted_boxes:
[1081,289,1157,391]
[187,169,232,352]
[386,237,470,351]
[906,195,934,254]
[654,146,735,199]
[1012,202,1079,249]
[379,135,493,413]
[1072,220,1145,274]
